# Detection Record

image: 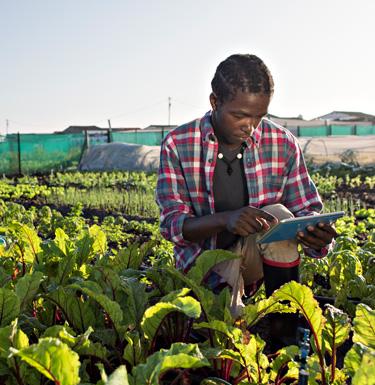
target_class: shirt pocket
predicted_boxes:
[259,175,288,204]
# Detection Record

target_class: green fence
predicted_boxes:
[112,130,170,146]
[299,126,328,137]
[0,133,85,175]
[357,125,375,135]
[0,130,169,175]
[299,124,375,137]
[0,125,374,175]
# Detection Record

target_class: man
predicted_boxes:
[156,54,336,322]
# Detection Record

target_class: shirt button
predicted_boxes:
[208,158,213,163]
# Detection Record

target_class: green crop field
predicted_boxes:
[0,167,374,385]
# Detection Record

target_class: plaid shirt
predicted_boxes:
[156,111,329,272]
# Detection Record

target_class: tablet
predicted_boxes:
[256,211,345,244]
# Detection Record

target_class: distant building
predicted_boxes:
[267,111,374,137]
[143,124,178,131]
[55,111,374,136]
[56,125,140,134]
[268,114,323,128]
[315,111,375,122]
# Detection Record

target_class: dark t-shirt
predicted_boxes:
[213,143,249,249]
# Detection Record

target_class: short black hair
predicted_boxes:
[211,54,274,103]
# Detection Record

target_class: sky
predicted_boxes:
[1,0,374,134]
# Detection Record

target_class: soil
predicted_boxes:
[11,197,158,224]
[333,186,375,208]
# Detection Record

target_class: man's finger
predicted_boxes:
[297,232,326,249]
[306,224,337,243]
[258,217,271,231]
[247,207,277,223]
[317,222,338,237]
[236,220,255,235]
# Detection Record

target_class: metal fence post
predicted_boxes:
[17,132,22,175]
[78,130,89,166]
[85,129,89,148]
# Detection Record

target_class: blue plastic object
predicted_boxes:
[257,211,345,244]
[298,327,310,385]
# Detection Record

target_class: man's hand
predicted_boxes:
[226,206,278,236]
[296,222,338,250]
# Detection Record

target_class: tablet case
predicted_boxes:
[257,211,345,244]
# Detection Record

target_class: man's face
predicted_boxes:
[210,91,271,147]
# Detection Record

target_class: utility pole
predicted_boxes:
[162,97,172,142]
[168,97,171,126]
[6,119,9,135]
[107,119,112,143]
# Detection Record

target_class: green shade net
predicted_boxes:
[0,133,85,174]
[112,130,171,146]
[299,126,328,137]
[331,125,354,135]
[357,125,375,135]
[0,126,373,175]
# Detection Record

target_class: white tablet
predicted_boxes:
[256,211,345,244]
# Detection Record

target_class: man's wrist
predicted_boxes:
[215,211,231,232]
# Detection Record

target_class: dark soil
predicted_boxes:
[323,185,375,208]
[10,197,157,224]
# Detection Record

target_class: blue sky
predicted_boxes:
[1,0,374,133]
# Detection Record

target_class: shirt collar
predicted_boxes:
[201,110,263,147]
[201,111,215,143]
[251,119,263,147]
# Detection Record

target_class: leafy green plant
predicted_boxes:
[0,166,374,384]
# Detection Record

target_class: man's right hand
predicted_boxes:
[182,206,278,243]
[226,206,278,236]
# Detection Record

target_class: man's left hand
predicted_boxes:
[296,222,338,251]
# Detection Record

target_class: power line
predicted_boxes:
[173,98,206,111]
[168,97,171,126]
[7,119,52,129]
[109,98,167,120]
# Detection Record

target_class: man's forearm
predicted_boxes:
[182,212,230,242]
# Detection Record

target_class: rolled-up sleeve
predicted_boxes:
[283,140,334,258]
[283,141,323,214]
[156,137,194,246]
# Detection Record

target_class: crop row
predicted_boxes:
[0,169,373,384]
[0,217,374,384]
[0,170,374,220]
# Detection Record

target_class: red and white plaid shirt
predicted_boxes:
[156,111,329,272]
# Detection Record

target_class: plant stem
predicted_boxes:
[331,341,337,382]
[238,350,252,384]
[184,318,193,342]
[300,309,327,385]
[169,369,186,385]
[224,359,233,381]
[12,358,25,385]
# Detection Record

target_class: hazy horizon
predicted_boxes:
[1,0,374,134]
